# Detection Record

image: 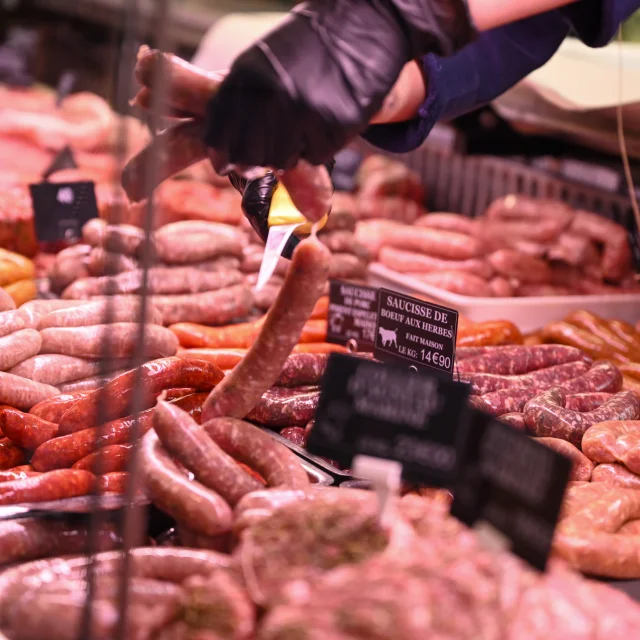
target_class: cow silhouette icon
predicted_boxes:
[378,326,398,348]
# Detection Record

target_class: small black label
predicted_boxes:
[374,288,458,377]
[327,280,379,352]
[42,145,78,180]
[55,70,77,107]
[451,411,571,572]
[29,181,98,243]
[307,353,471,486]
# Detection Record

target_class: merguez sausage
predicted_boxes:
[39,323,178,359]
[0,438,26,470]
[139,430,233,536]
[29,391,92,423]
[202,237,331,421]
[57,357,222,435]
[203,417,309,488]
[0,373,59,411]
[523,389,640,446]
[0,329,41,372]
[0,407,58,449]
[72,444,132,473]
[0,469,95,505]
[153,400,262,506]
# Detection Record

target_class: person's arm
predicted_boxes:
[468,0,580,29]
[363,10,571,152]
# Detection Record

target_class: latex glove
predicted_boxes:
[205,0,475,170]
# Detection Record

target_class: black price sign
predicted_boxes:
[307,353,471,486]
[374,288,458,377]
[42,145,78,180]
[327,281,379,351]
[451,411,572,572]
[29,181,98,243]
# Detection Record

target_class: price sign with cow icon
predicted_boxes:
[374,288,458,379]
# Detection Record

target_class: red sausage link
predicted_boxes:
[524,389,640,446]
[498,413,526,430]
[32,392,207,471]
[0,438,26,470]
[564,392,612,412]
[0,469,95,505]
[139,430,233,536]
[275,353,329,387]
[247,386,320,427]
[153,400,261,506]
[57,357,223,435]
[203,417,309,488]
[202,238,331,421]
[98,471,129,494]
[0,469,40,483]
[29,391,92,423]
[0,407,58,449]
[456,345,591,376]
[72,444,132,473]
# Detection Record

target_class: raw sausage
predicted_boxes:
[203,417,309,488]
[540,321,621,362]
[38,299,163,329]
[82,218,148,256]
[0,329,41,371]
[32,392,207,470]
[39,323,178,359]
[57,370,130,394]
[72,444,132,473]
[275,353,329,387]
[406,271,494,297]
[565,392,612,412]
[0,437,26,469]
[57,357,222,434]
[0,407,58,449]
[153,400,262,505]
[139,430,233,536]
[498,413,526,430]
[98,471,129,494]
[535,437,594,481]
[202,238,330,421]
[581,420,640,473]
[247,387,320,427]
[0,373,59,410]
[524,389,640,445]
[0,310,30,338]
[0,469,95,505]
[86,247,139,277]
[591,463,640,489]
[382,225,483,260]
[487,249,553,284]
[456,344,591,376]
[29,391,92,423]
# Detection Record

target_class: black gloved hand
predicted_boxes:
[229,160,334,259]
[206,0,475,170]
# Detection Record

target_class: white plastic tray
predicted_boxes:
[368,263,640,332]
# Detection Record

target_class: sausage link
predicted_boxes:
[0,469,95,505]
[0,470,40,483]
[38,299,163,329]
[591,463,640,489]
[541,321,623,362]
[456,344,590,375]
[32,392,207,471]
[460,360,590,395]
[29,390,92,423]
[0,437,26,469]
[275,353,329,387]
[582,420,640,473]
[497,413,526,430]
[98,471,129,494]
[0,518,121,567]
[456,321,524,347]
[0,309,29,338]
[177,348,247,370]
[139,430,233,536]
[39,322,178,359]
[0,373,59,411]
[57,357,222,435]
[618,362,640,381]
[87,247,139,277]
[122,119,208,202]
[535,437,594,481]
[203,417,309,488]
[487,249,552,284]
[0,329,41,371]
[0,407,58,449]
[524,389,640,445]
[382,225,483,260]
[202,237,330,421]
[407,270,494,297]
[81,218,149,256]
[247,387,320,427]
[72,444,132,473]
[153,400,262,506]
[564,392,612,412]
[9,354,129,387]
[57,370,132,394]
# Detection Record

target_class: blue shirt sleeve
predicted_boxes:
[362,0,639,153]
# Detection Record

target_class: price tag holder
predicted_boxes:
[327,280,379,352]
[451,411,572,571]
[307,353,472,487]
[42,145,78,180]
[29,181,98,243]
[374,288,458,378]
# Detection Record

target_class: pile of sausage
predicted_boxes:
[2,490,640,639]
[0,249,36,309]
[363,194,638,297]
